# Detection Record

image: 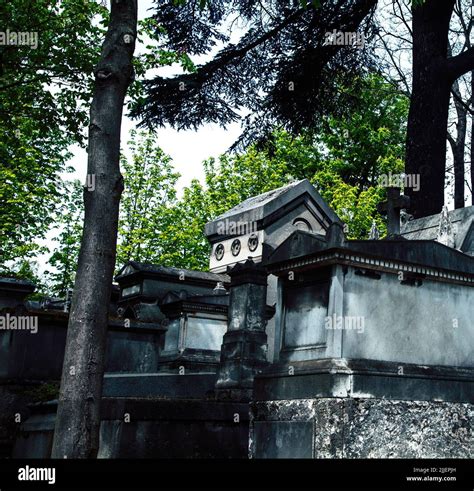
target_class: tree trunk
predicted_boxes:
[405,0,455,218]
[52,0,137,459]
[449,80,467,209]
[472,71,474,206]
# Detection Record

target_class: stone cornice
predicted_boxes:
[268,249,474,286]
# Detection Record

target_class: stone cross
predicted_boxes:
[377,187,410,236]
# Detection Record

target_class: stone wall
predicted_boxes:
[0,383,50,458]
[13,398,250,459]
[342,268,474,367]
[250,398,473,458]
[0,315,164,458]
[0,320,164,380]
[272,265,474,368]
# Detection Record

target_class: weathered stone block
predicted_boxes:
[250,398,473,458]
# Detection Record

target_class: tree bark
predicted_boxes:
[471,71,474,206]
[405,0,455,218]
[449,79,467,209]
[406,0,474,218]
[52,0,137,459]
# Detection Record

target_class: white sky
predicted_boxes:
[64,0,243,191]
[65,119,242,192]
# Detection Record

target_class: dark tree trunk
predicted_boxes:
[406,0,474,218]
[472,72,474,206]
[449,80,467,209]
[405,0,455,218]
[52,0,137,459]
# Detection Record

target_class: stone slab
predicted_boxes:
[102,372,218,399]
[13,398,250,459]
[252,421,313,458]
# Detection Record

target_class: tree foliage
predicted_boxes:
[44,72,408,281]
[0,1,195,272]
[133,0,379,147]
[45,180,84,297]
[155,73,408,268]
[0,0,108,270]
[117,130,180,268]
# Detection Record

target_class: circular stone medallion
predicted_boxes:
[215,243,224,261]
[248,233,259,252]
[231,239,241,256]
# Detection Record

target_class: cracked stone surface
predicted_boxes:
[250,398,473,458]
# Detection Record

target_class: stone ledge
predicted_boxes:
[254,358,474,403]
[20,397,250,423]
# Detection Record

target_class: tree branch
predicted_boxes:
[450,84,474,116]
[447,46,474,81]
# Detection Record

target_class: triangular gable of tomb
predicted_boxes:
[205,179,341,241]
[205,179,341,273]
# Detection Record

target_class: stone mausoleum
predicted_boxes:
[1,179,472,458]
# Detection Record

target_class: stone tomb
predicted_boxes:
[10,182,474,459]
[158,291,229,372]
[114,261,234,369]
[103,262,233,398]
[115,260,230,322]
[205,179,341,273]
[267,224,474,367]
[250,218,474,458]
[205,179,341,361]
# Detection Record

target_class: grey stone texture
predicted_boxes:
[0,383,44,458]
[158,291,229,372]
[205,179,342,364]
[267,228,474,368]
[250,398,473,458]
[115,261,230,322]
[0,278,35,311]
[253,358,474,404]
[342,268,473,367]
[401,205,474,255]
[0,315,165,380]
[5,180,474,460]
[377,187,410,235]
[205,179,341,247]
[102,372,217,399]
[215,260,270,400]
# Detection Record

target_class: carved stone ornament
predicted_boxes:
[231,239,241,257]
[248,233,259,252]
[215,243,225,261]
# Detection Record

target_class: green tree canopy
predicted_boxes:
[0,1,195,274]
[40,72,409,289]
[117,130,180,268]
[157,72,409,269]
[45,179,84,298]
[0,0,107,271]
